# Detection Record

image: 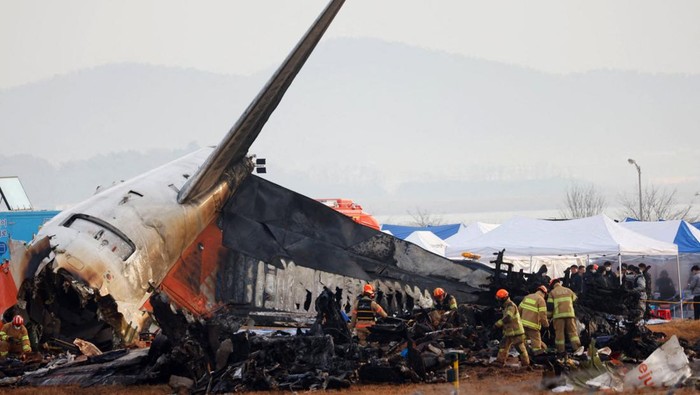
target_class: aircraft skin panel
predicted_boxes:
[30,148,248,332]
[220,175,491,304]
[157,228,437,325]
[177,0,346,204]
[158,221,227,316]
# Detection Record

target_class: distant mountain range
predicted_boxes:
[1,38,699,220]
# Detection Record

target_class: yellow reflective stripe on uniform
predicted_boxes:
[520,304,539,313]
[522,320,540,330]
[553,296,572,303]
[21,335,29,341]
[538,306,547,312]
[22,345,31,351]
[553,312,575,318]
[0,351,7,356]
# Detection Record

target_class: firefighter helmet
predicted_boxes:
[537,285,548,294]
[433,287,446,299]
[495,289,509,300]
[12,315,24,327]
[363,284,375,295]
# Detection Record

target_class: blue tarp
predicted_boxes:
[674,222,700,253]
[380,223,461,240]
[621,219,700,253]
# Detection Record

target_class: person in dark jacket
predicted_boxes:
[601,261,617,287]
[686,265,700,320]
[529,265,551,289]
[639,263,653,317]
[656,270,676,301]
[627,265,647,322]
[583,264,597,292]
[570,265,583,294]
[639,263,653,297]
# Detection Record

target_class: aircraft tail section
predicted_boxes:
[178,0,345,203]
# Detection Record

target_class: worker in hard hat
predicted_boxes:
[547,278,581,355]
[0,315,32,359]
[518,285,549,355]
[350,284,387,345]
[433,287,458,311]
[494,289,530,367]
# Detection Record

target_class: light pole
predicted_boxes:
[627,158,642,220]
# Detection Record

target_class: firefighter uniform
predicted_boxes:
[518,289,549,354]
[547,282,581,353]
[495,297,530,367]
[435,294,458,311]
[350,293,387,345]
[0,322,32,357]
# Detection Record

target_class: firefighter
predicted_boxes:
[433,287,458,311]
[350,284,387,345]
[547,278,581,354]
[0,315,32,359]
[519,285,549,355]
[494,289,530,367]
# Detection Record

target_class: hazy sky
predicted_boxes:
[2,0,700,89]
[2,0,700,222]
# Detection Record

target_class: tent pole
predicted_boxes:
[530,256,533,274]
[677,254,684,319]
[618,254,623,286]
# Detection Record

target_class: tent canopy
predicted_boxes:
[405,231,448,256]
[380,223,461,240]
[445,222,500,258]
[456,214,678,257]
[620,220,700,253]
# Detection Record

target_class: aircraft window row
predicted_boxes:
[62,214,135,260]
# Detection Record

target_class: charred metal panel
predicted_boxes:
[220,175,491,305]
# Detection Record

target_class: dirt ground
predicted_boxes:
[647,319,700,343]
[0,366,546,395]
[3,320,700,394]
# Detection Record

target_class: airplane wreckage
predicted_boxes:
[5,0,492,350]
[4,1,699,392]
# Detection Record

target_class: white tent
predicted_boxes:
[405,231,448,256]
[619,220,700,253]
[444,222,500,258]
[461,215,678,257]
[619,220,700,308]
[455,215,679,280]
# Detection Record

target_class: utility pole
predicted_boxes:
[627,158,642,220]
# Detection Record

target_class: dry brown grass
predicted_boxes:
[647,319,700,343]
